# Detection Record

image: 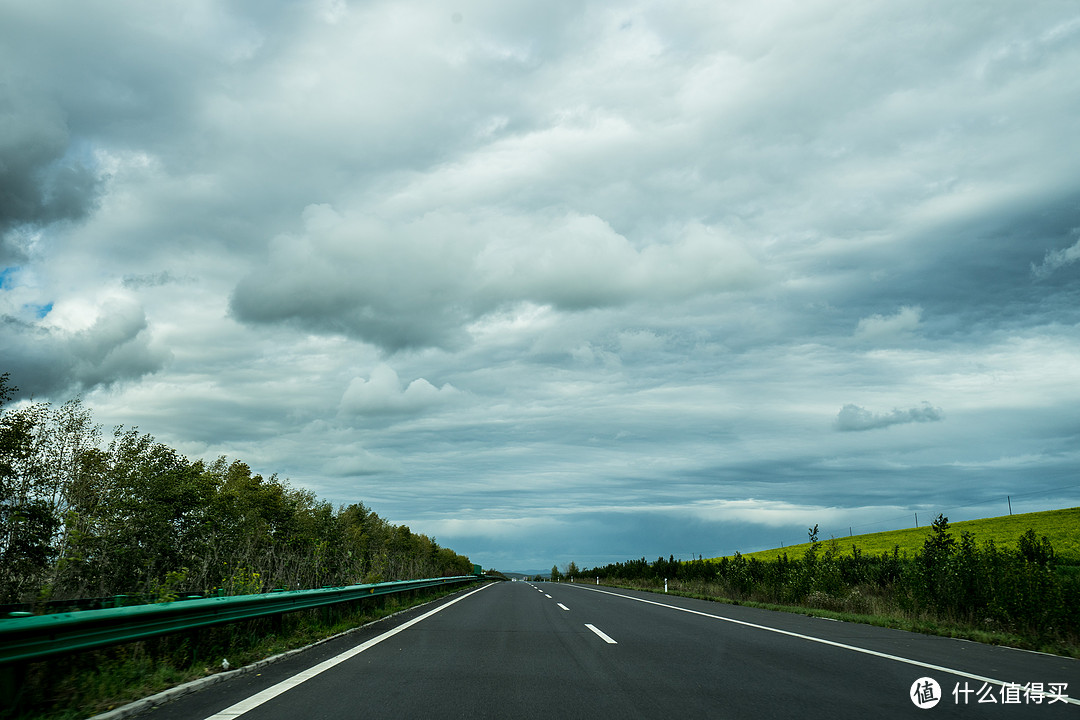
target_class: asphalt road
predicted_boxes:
[132,580,1080,719]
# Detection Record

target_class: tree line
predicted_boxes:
[576,517,1079,648]
[0,373,474,606]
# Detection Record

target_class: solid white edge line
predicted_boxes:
[202,583,494,719]
[570,585,1079,706]
[585,623,618,644]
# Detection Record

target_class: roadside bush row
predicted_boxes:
[579,517,1079,646]
[0,374,473,606]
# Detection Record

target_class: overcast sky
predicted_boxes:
[3,0,1079,573]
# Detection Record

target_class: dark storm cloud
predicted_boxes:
[1,301,168,398]
[0,81,102,262]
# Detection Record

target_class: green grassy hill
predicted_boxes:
[728,507,1080,563]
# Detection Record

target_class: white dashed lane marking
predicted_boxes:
[585,624,618,644]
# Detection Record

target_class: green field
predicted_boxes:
[727,507,1080,563]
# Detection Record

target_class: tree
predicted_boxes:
[923,514,955,559]
[0,375,60,602]
[0,374,477,601]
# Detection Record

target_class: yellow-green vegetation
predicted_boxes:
[582,509,1080,657]
[730,507,1080,563]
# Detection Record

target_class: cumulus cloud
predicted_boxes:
[230,205,763,351]
[1,298,168,397]
[835,402,944,432]
[0,81,102,262]
[229,206,477,351]
[853,306,922,343]
[339,364,460,416]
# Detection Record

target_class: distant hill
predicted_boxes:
[724,507,1080,563]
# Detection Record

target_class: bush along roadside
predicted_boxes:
[579,516,1080,657]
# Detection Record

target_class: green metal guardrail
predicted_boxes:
[0,575,479,666]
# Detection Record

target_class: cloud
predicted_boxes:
[835,402,945,432]
[1,298,169,397]
[230,205,763,351]
[1031,229,1080,279]
[121,271,185,289]
[5,0,1080,572]
[322,450,401,477]
[854,306,922,343]
[618,329,664,354]
[979,15,1080,85]
[416,515,568,542]
[0,81,102,263]
[339,364,461,416]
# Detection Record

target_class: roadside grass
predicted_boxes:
[728,507,1080,563]
[596,577,1078,659]
[9,583,480,720]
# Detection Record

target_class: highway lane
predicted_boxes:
[554,582,1079,716]
[133,580,1079,719]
